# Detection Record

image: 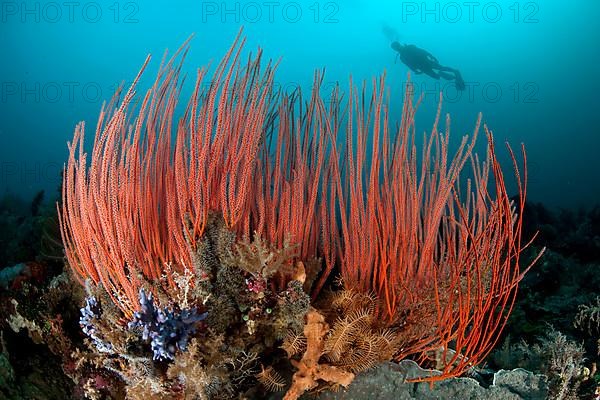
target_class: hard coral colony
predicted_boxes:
[58,31,541,399]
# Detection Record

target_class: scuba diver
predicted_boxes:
[391,41,465,91]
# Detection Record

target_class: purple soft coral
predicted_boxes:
[80,296,114,353]
[128,288,207,361]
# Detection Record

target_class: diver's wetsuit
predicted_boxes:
[391,42,465,90]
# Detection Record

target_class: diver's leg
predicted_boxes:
[438,66,465,86]
[437,65,454,72]
[423,68,440,79]
[438,70,455,80]
[432,64,456,80]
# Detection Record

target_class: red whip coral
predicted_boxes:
[58,30,542,383]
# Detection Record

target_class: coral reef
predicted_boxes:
[281,290,402,399]
[0,191,63,267]
[521,202,600,264]
[496,201,600,399]
[0,32,563,400]
[315,362,549,400]
[491,328,589,400]
[0,266,88,399]
[68,212,311,399]
[575,296,600,336]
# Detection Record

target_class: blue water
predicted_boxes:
[1,0,598,209]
